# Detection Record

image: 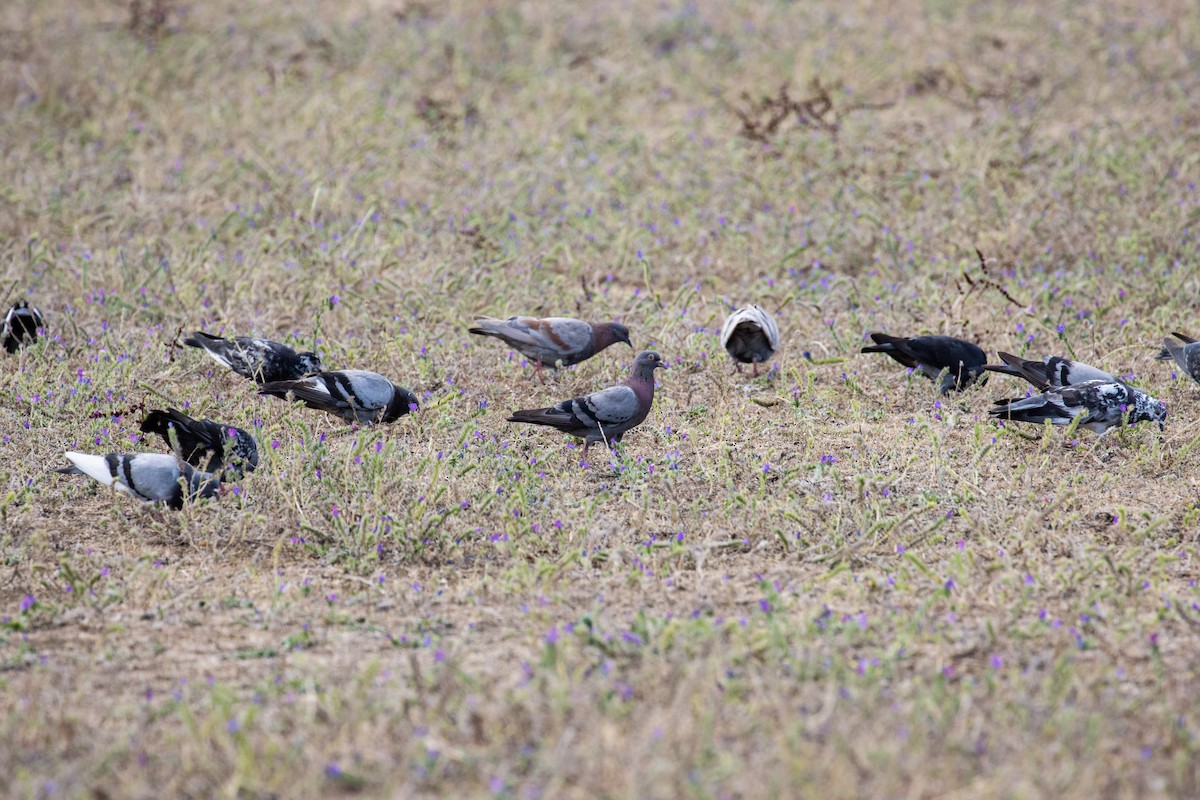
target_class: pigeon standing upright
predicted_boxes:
[183,331,323,383]
[861,333,988,394]
[982,351,1123,391]
[259,370,419,423]
[468,315,632,380]
[1157,333,1200,383]
[507,350,667,457]
[140,408,259,479]
[56,452,221,509]
[720,305,780,376]
[989,380,1166,434]
[3,300,45,354]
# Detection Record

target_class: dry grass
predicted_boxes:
[2,0,1200,797]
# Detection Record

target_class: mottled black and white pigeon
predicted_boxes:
[259,370,419,424]
[140,408,259,479]
[469,315,632,380]
[861,333,988,394]
[1157,333,1200,383]
[983,351,1122,391]
[183,331,323,384]
[989,380,1166,434]
[720,305,780,376]
[56,452,221,509]
[507,350,667,456]
[3,300,45,354]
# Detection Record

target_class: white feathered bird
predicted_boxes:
[720,305,779,376]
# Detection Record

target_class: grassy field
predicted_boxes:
[2,0,1200,797]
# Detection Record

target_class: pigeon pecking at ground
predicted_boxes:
[861,333,988,394]
[1157,333,1200,383]
[469,315,632,380]
[183,331,323,383]
[983,351,1123,391]
[140,408,259,479]
[56,452,221,509]
[720,305,780,376]
[507,350,668,457]
[989,380,1166,434]
[3,300,45,354]
[259,370,419,424]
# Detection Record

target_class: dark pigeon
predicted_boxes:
[3,300,45,354]
[507,350,667,457]
[56,452,220,510]
[184,331,323,383]
[983,351,1123,391]
[989,380,1166,434]
[260,369,419,424]
[469,315,632,380]
[140,408,259,479]
[720,305,780,376]
[1157,333,1200,383]
[861,333,988,394]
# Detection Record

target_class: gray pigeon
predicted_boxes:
[56,452,220,509]
[861,333,988,394]
[3,300,44,354]
[1157,333,1200,383]
[469,315,632,380]
[720,305,780,375]
[259,369,419,424]
[989,380,1166,434]
[184,331,323,384]
[507,350,667,456]
[983,351,1123,391]
[140,408,259,479]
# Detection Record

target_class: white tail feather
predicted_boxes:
[63,452,120,490]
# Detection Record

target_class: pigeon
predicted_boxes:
[507,350,667,457]
[861,333,988,394]
[3,300,45,354]
[720,305,780,376]
[56,452,220,510]
[1157,333,1200,383]
[983,351,1123,391]
[989,380,1166,434]
[183,331,323,384]
[259,370,419,424]
[469,316,632,380]
[140,408,259,479]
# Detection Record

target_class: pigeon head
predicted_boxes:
[225,427,261,478]
[595,322,633,350]
[182,465,222,502]
[1135,392,1168,431]
[632,350,668,379]
[297,351,324,375]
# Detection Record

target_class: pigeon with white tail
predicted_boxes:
[56,452,221,509]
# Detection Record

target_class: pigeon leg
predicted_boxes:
[534,360,546,384]
[752,362,760,378]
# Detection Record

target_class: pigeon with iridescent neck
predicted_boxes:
[507,350,667,456]
[469,315,632,380]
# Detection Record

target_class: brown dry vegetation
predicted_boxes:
[2,0,1200,797]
